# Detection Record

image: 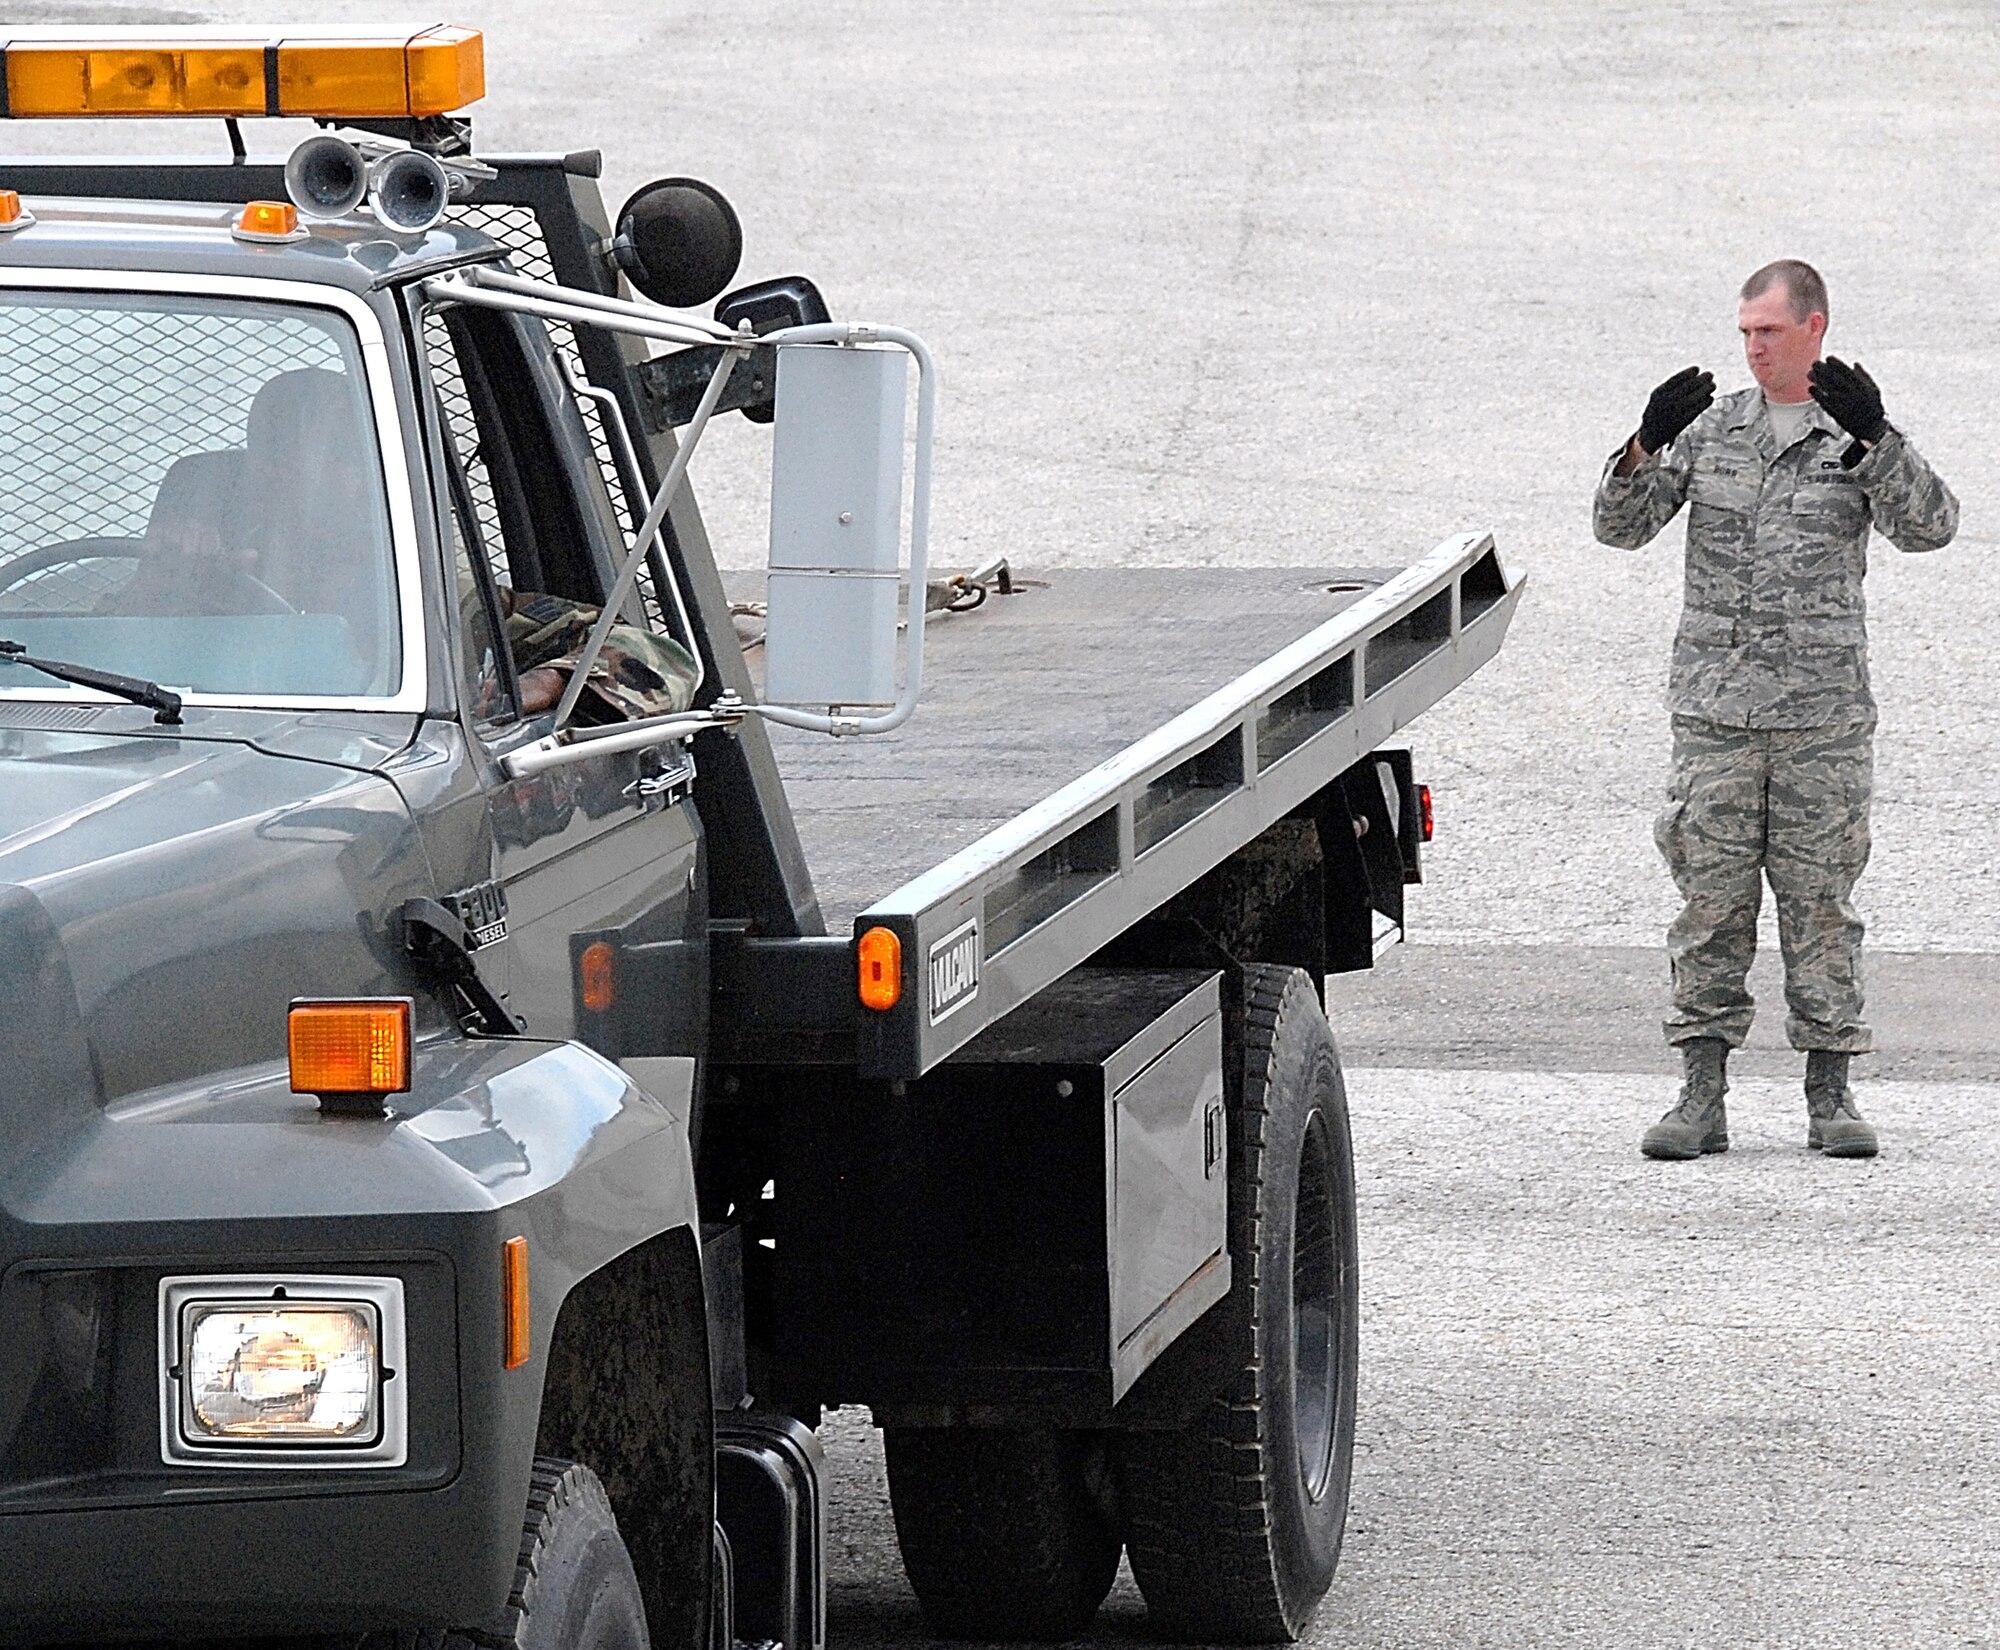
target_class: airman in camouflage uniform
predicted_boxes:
[1594,260,1957,1161]
[491,585,699,724]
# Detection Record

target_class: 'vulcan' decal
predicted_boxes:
[927,919,980,1025]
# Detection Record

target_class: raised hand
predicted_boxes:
[1638,365,1716,455]
[1809,357,1888,444]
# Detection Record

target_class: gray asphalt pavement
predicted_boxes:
[13,1,1999,1643]
[817,1068,2000,1650]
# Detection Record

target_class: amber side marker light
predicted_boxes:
[578,940,615,1014]
[858,926,902,1012]
[502,1236,530,1370]
[289,998,412,1113]
[0,189,31,231]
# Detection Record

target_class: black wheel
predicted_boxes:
[351,1461,649,1650]
[1118,964,1359,1642]
[885,1425,1122,1640]
[467,1457,651,1650]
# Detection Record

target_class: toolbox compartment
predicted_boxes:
[777,968,1229,1415]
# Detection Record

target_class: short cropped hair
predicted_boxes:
[1740,259,1829,323]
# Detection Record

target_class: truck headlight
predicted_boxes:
[160,1275,408,1468]
[184,1301,377,1438]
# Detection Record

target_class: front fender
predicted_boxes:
[4,1033,693,1239]
[0,1036,699,1642]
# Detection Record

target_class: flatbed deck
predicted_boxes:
[731,567,1401,928]
[724,533,1519,1077]
[728,536,1520,1080]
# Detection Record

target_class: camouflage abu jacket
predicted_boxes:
[494,587,699,724]
[1593,385,1958,729]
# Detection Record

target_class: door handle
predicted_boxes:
[624,753,696,805]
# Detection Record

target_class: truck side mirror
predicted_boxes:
[716,275,830,336]
[714,278,830,423]
[763,344,907,711]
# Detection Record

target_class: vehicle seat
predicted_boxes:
[89,449,250,615]
[240,368,394,665]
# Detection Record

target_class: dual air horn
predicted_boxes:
[284,134,484,234]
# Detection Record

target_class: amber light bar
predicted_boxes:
[0,25,482,120]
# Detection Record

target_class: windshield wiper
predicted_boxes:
[0,640,183,725]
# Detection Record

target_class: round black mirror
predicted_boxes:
[611,177,743,309]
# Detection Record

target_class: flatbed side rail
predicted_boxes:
[854,531,1524,1078]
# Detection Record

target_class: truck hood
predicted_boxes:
[0,712,434,1114]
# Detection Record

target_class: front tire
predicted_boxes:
[1118,964,1359,1642]
[476,1457,653,1650]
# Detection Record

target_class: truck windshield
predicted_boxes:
[0,290,401,701]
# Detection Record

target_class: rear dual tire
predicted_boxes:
[885,1427,1122,1640]
[1119,964,1359,1642]
[886,965,1359,1644]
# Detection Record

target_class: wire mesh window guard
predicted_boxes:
[440,201,672,634]
[0,291,402,698]
[0,298,344,613]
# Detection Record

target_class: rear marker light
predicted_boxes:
[579,940,615,1013]
[1419,784,1434,843]
[858,926,902,1012]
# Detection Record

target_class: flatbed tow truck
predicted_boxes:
[0,27,1521,1649]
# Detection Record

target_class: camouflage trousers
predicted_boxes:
[1655,715,1873,1053]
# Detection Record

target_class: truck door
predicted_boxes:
[420,301,704,1064]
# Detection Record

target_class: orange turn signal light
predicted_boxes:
[288,998,412,1098]
[579,940,615,1014]
[502,1235,530,1370]
[858,926,903,1012]
[0,190,23,226]
[234,199,301,241]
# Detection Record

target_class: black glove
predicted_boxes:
[1809,356,1887,444]
[1638,365,1715,454]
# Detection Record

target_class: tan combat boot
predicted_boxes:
[1642,1038,1730,1160]
[1806,1050,1878,1158]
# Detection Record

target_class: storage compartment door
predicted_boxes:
[1111,1012,1226,1353]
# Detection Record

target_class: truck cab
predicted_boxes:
[0,37,721,1645]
